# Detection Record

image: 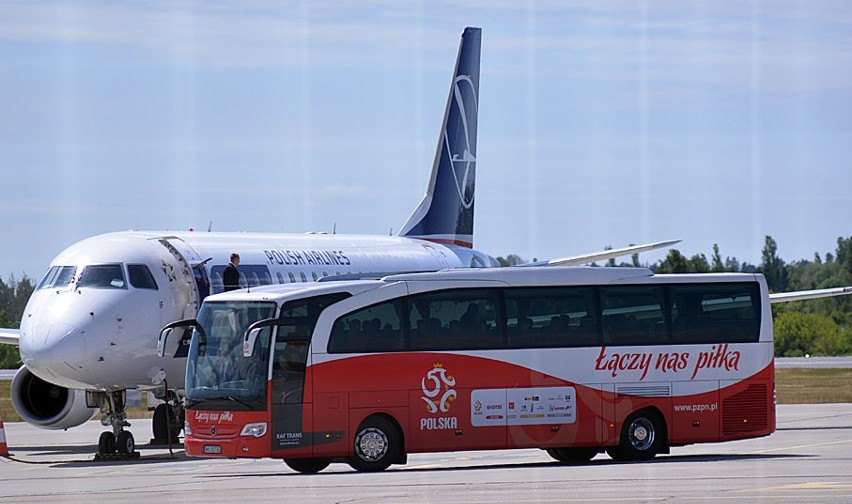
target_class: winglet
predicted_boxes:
[399,27,482,248]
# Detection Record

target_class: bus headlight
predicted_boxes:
[240,422,268,438]
[184,420,192,437]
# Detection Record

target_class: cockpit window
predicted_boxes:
[36,266,77,290]
[78,264,126,289]
[127,264,158,290]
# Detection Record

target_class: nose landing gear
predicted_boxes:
[94,390,139,460]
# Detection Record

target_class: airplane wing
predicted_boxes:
[521,240,681,267]
[0,328,20,345]
[769,286,852,304]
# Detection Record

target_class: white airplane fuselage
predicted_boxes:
[20,230,489,393]
[3,27,489,444]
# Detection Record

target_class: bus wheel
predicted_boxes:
[348,416,401,472]
[608,409,665,461]
[284,457,332,474]
[546,447,598,463]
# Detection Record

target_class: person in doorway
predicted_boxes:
[223,253,241,291]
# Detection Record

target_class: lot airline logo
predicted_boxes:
[420,363,458,430]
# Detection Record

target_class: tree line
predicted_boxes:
[0,275,34,368]
[497,236,852,357]
[0,236,849,369]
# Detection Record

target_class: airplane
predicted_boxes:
[0,27,680,457]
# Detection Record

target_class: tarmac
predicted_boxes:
[1,403,851,503]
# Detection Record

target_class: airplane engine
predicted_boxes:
[10,366,97,430]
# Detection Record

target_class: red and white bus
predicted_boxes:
[164,266,774,473]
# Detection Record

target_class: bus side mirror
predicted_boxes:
[243,318,279,358]
[157,328,172,358]
[158,319,199,358]
[244,328,262,358]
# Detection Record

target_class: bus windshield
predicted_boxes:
[186,300,277,409]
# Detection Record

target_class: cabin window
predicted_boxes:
[37,266,77,290]
[78,264,126,289]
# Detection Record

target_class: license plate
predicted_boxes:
[203,445,222,454]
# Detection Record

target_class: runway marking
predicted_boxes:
[775,482,852,489]
[400,463,445,470]
[746,438,852,454]
[739,481,852,494]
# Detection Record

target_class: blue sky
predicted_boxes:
[1,1,851,279]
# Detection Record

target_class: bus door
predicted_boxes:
[269,294,350,457]
[270,333,312,455]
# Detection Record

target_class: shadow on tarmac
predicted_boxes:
[201,452,809,478]
[7,443,189,467]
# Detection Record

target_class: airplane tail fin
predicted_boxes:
[399,27,481,248]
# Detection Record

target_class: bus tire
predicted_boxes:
[608,409,665,461]
[348,416,401,472]
[284,457,332,474]
[546,447,598,463]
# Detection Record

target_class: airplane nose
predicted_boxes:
[21,322,87,371]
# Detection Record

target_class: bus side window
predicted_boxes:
[601,286,667,346]
[329,300,404,353]
[407,290,500,350]
[572,314,598,346]
[669,284,760,344]
[505,287,597,348]
[671,292,704,343]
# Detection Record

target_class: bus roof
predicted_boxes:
[384,266,654,284]
[202,266,762,306]
[384,266,759,286]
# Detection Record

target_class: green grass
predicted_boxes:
[774,368,852,404]
[2,369,851,423]
[1,380,20,422]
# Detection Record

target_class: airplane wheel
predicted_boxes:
[152,404,167,439]
[117,431,135,455]
[153,404,181,443]
[98,431,116,454]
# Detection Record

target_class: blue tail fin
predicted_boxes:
[399,27,481,248]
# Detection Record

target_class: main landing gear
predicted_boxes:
[95,390,139,460]
[151,388,184,446]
